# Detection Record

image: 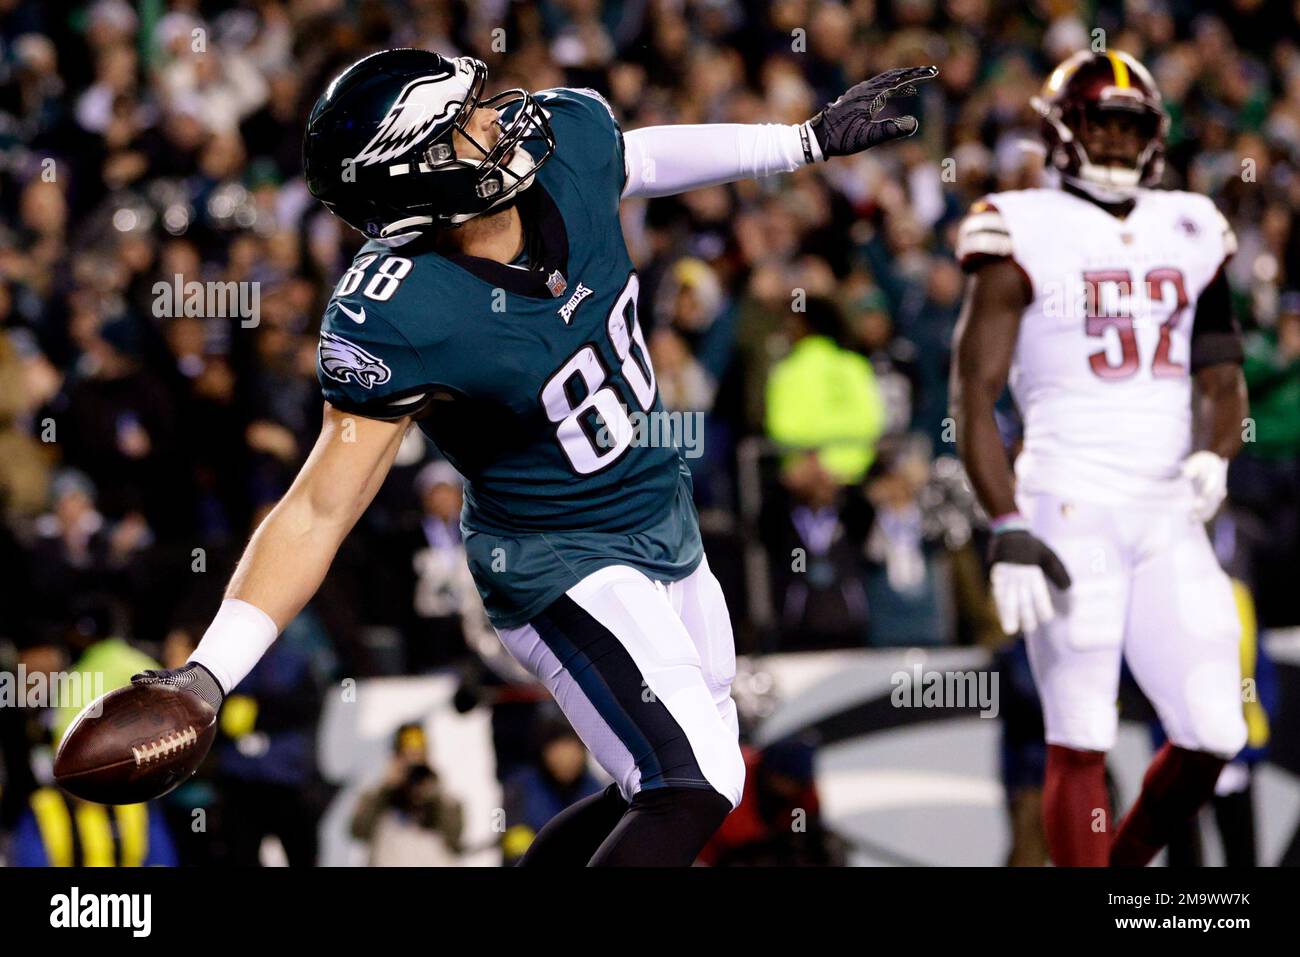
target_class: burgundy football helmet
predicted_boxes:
[1032,50,1168,202]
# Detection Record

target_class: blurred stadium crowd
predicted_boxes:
[1,0,1299,865]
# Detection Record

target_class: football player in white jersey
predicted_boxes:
[951,50,1249,866]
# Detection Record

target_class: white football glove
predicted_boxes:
[1181,451,1229,523]
[989,528,1072,636]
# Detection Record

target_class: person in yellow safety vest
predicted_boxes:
[9,624,180,866]
[765,297,886,485]
[53,633,160,743]
[10,787,178,866]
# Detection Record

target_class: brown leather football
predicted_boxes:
[54,683,218,805]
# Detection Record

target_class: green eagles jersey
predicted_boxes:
[316,88,702,626]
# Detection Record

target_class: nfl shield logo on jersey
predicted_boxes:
[546,269,568,297]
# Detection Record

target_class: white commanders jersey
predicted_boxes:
[956,187,1239,505]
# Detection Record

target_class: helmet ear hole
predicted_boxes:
[426,142,455,165]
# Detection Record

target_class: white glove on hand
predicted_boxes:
[1181,451,1229,523]
[988,526,1072,636]
[991,563,1055,636]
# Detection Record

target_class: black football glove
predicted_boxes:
[807,65,939,158]
[132,662,226,713]
[988,529,1072,636]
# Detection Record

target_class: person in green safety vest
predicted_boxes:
[765,296,887,486]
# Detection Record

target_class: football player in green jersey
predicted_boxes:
[135,49,937,865]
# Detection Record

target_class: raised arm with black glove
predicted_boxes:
[619,66,939,199]
[807,65,939,158]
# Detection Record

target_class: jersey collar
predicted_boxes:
[439,183,571,299]
[1061,180,1136,220]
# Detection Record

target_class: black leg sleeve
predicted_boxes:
[1213,784,1258,868]
[517,783,629,867]
[588,786,732,867]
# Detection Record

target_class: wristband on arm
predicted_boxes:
[990,511,1028,535]
[188,598,280,696]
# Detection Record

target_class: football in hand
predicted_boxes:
[54,683,218,805]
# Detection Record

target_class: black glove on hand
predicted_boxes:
[808,65,940,158]
[132,661,226,713]
[988,529,1073,588]
[988,529,1072,636]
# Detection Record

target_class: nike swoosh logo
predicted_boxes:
[337,301,366,323]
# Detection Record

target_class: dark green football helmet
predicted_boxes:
[303,49,555,241]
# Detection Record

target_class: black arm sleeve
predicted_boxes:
[1190,269,1243,371]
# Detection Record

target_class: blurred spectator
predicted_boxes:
[862,441,952,646]
[10,788,177,867]
[350,723,464,867]
[30,471,152,644]
[651,257,738,508]
[760,450,871,650]
[10,595,178,867]
[765,296,885,486]
[52,594,156,742]
[698,735,847,866]
[405,459,476,672]
[49,312,188,536]
[500,716,604,865]
[0,327,55,517]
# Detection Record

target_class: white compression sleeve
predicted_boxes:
[188,598,280,694]
[621,122,819,199]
